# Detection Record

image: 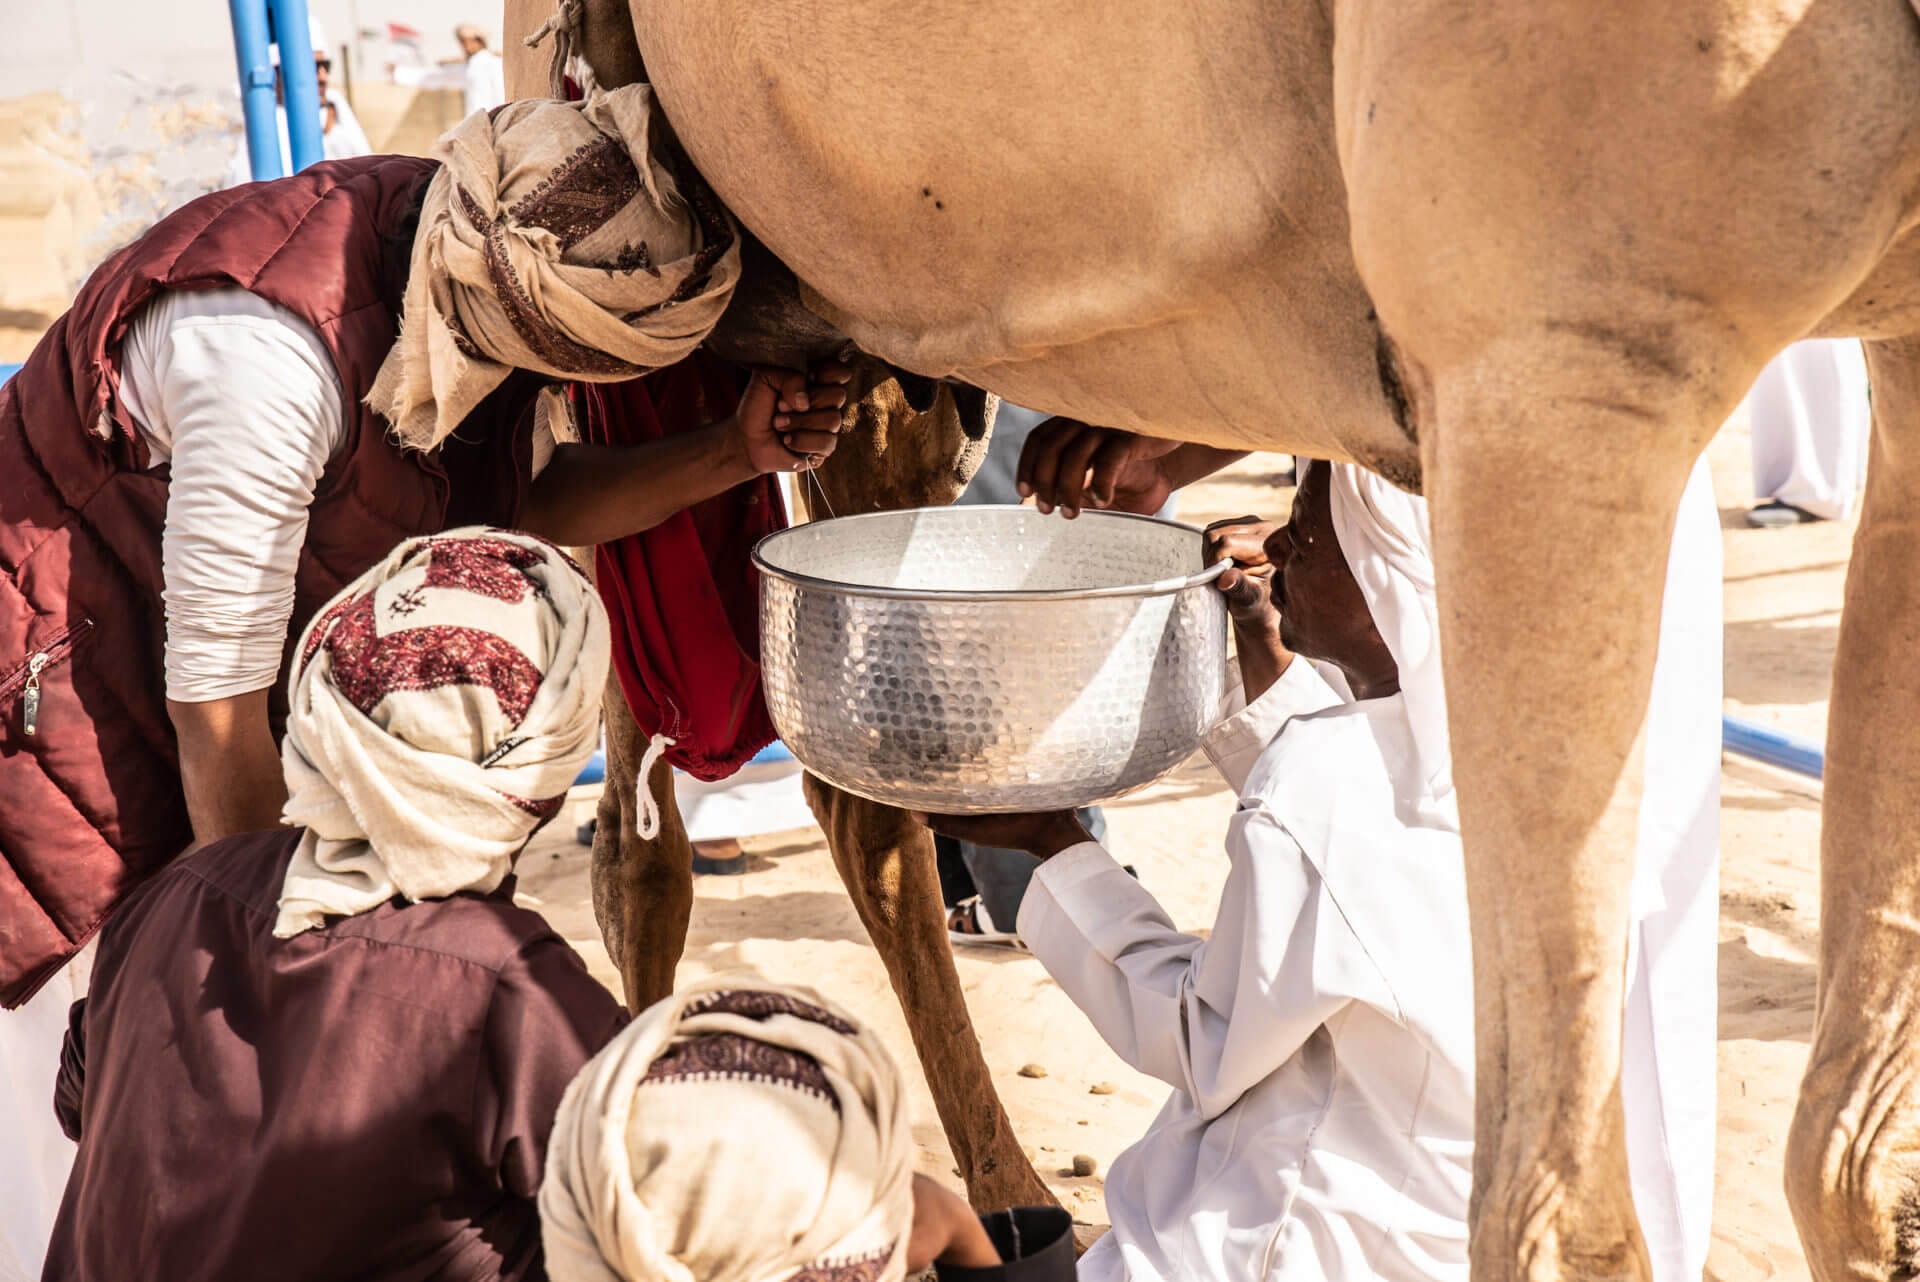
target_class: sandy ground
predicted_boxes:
[511,414,1837,1280]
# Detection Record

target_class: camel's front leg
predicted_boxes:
[590,676,696,1010]
[1423,378,1707,1280]
[1787,335,1920,1280]
[804,773,1056,1212]
[1329,6,1838,1271]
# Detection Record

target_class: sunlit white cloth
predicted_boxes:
[1023,652,1474,1282]
[1619,460,1722,1282]
[0,970,78,1282]
[463,48,507,115]
[673,744,814,843]
[1032,458,1720,1281]
[1325,460,1722,1282]
[1748,338,1871,520]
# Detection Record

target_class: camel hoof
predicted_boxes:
[1471,1162,1650,1282]
[1787,1078,1920,1282]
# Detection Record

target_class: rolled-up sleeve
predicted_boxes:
[125,293,345,703]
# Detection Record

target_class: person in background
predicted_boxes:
[1746,338,1872,527]
[457,23,508,116]
[224,15,372,187]
[922,461,1474,1280]
[540,978,1073,1281]
[44,531,629,1282]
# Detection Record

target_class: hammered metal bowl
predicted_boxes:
[754,505,1228,813]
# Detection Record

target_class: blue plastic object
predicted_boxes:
[229,0,282,181]
[573,749,607,787]
[269,0,324,172]
[0,363,21,387]
[570,739,794,788]
[1722,715,1824,781]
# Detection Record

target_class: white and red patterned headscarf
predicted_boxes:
[273,527,609,938]
[540,979,915,1282]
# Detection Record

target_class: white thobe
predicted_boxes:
[1747,338,1871,519]
[464,49,507,116]
[1622,459,1722,1281]
[1021,660,1475,1282]
[0,969,76,1282]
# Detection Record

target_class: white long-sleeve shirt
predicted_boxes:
[1020,660,1475,1282]
[118,287,556,704]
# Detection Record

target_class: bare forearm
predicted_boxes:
[1233,620,1294,703]
[168,691,289,846]
[1163,446,1250,491]
[520,426,759,548]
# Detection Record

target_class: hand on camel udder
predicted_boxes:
[737,362,853,474]
[1016,419,1182,517]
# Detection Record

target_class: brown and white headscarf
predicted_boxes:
[540,979,916,1282]
[273,527,610,938]
[369,85,741,451]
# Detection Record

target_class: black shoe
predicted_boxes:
[1746,500,1820,529]
[692,840,749,876]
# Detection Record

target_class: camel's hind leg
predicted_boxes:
[790,371,1046,1211]
[1787,335,1920,1280]
[806,775,1055,1211]
[590,676,696,1011]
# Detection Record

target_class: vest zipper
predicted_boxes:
[2,619,96,737]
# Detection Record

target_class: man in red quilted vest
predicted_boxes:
[0,87,851,1272]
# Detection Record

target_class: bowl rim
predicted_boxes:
[751,504,1232,602]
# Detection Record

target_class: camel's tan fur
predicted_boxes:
[509,0,1920,1274]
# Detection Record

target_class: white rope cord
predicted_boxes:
[632,730,675,840]
[522,0,584,99]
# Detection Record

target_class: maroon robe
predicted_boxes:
[45,828,626,1282]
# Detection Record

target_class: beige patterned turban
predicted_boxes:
[540,980,916,1282]
[273,527,610,937]
[370,85,740,450]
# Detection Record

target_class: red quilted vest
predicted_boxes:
[0,156,539,1006]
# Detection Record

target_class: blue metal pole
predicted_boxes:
[1722,715,1824,781]
[229,0,282,181]
[269,0,325,172]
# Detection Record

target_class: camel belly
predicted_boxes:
[629,0,1411,468]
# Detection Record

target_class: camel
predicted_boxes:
[503,2,1920,1277]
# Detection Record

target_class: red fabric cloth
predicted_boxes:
[576,356,785,782]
